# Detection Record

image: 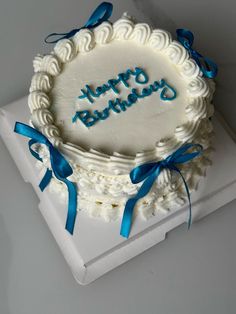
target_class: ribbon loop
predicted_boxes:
[177,28,194,50]
[84,1,113,28]
[176,28,218,79]
[168,143,202,164]
[45,30,79,44]
[45,2,113,43]
[130,162,160,184]
[39,169,53,191]
[14,122,77,235]
[120,143,203,238]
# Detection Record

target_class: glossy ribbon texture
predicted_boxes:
[45,2,113,43]
[176,29,218,79]
[120,143,203,238]
[14,122,77,234]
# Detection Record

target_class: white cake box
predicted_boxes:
[1,96,236,285]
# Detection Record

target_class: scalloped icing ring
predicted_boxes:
[29,16,215,175]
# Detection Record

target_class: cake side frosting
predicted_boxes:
[35,142,213,221]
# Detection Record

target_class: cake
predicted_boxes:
[19,2,217,237]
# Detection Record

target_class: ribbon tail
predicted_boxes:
[120,198,137,238]
[64,180,77,235]
[44,29,79,43]
[172,167,192,229]
[199,56,218,79]
[39,169,53,191]
[181,173,192,229]
[14,121,78,235]
[176,28,218,79]
[191,51,218,79]
[120,168,161,238]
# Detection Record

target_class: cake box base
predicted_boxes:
[1,96,236,285]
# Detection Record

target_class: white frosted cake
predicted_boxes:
[26,4,217,237]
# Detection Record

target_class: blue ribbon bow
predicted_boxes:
[176,28,218,79]
[120,143,203,238]
[14,122,77,235]
[44,2,113,43]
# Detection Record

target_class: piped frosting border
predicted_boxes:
[28,14,215,174]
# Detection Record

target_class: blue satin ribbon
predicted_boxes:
[120,143,203,238]
[176,29,218,79]
[14,122,77,235]
[45,2,113,43]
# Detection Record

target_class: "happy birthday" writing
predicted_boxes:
[72,67,177,127]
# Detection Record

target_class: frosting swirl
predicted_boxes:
[33,54,61,76]
[73,29,95,53]
[148,29,172,51]
[54,39,76,63]
[130,23,151,45]
[187,77,210,97]
[40,125,62,146]
[32,108,54,127]
[180,59,201,78]
[166,41,189,65]
[185,98,208,121]
[113,17,134,40]
[28,91,50,112]
[175,121,200,142]
[29,72,53,92]
[40,124,60,138]
[94,21,113,44]
[155,137,179,157]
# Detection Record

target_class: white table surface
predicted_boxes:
[0,0,236,313]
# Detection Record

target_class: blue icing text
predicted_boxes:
[73,67,177,128]
[78,67,149,104]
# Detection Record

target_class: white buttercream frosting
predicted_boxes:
[185,98,209,121]
[33,54,61,76]
[130,23,151,45]
[30,72,53,93]
[40,125,62,146]
[28,91,51,112]
[112,16,134,40]
[180,59,201,78]
[32,108,54,127]
[165,41,189,65]
[73,29,95,52]
[54,39,76,63]
[187,77,209,97]
[28,13,216,224]
[148,29,172,51]
[94,21,113,44]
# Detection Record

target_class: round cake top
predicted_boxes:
[28,13,214,174]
